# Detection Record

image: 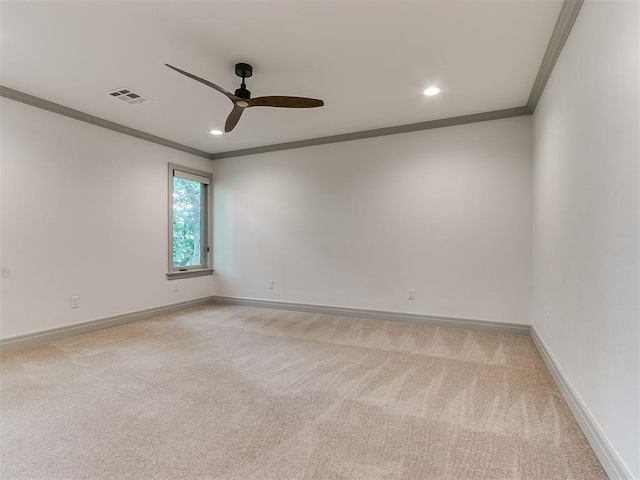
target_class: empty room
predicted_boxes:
[0,0,638,478]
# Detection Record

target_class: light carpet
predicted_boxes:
[0,304,606,479]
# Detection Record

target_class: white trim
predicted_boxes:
[530,327,633,480]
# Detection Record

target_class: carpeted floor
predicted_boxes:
[1,304,606,479]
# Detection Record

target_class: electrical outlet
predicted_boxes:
[268,280,274,289]
[70,296,80,309]
[545,312,551,329]
[173,283,179,292]
[408,289,415,300]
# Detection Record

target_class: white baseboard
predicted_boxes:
[530,327,633,480]
[0,297,216,353]
[209,295,531,336]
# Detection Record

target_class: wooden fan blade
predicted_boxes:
[225,105,245,132]
[165,64,238,102]
[249,96,324,108]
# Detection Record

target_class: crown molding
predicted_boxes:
[1,0,583,160]
[527,0,584,112]
[210,107,531,159]
[0,86,212,160]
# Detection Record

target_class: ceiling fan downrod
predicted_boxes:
[234,62,252,99]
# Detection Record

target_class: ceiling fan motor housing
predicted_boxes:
[234,62,253,99]
[235,87,251,99]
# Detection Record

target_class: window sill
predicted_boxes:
[166,268,214,280]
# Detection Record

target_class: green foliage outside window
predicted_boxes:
[172,177,203,267]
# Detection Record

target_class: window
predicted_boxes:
[167,164,213,279]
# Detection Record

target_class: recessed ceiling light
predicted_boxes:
[423,87,441,96]
[210,129,223,135]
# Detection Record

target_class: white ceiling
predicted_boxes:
[1,0,562,154]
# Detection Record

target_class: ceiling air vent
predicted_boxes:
[107,87,151,105]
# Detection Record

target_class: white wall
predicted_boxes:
[0,99,214,339]
[212,116,533,324]
[532,1,639,477]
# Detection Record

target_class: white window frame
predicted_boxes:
[167,163,213,280]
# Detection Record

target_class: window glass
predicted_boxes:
[172,176,203,268]
[168,164,211,276]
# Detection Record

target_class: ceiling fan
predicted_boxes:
[165,62,324,133]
